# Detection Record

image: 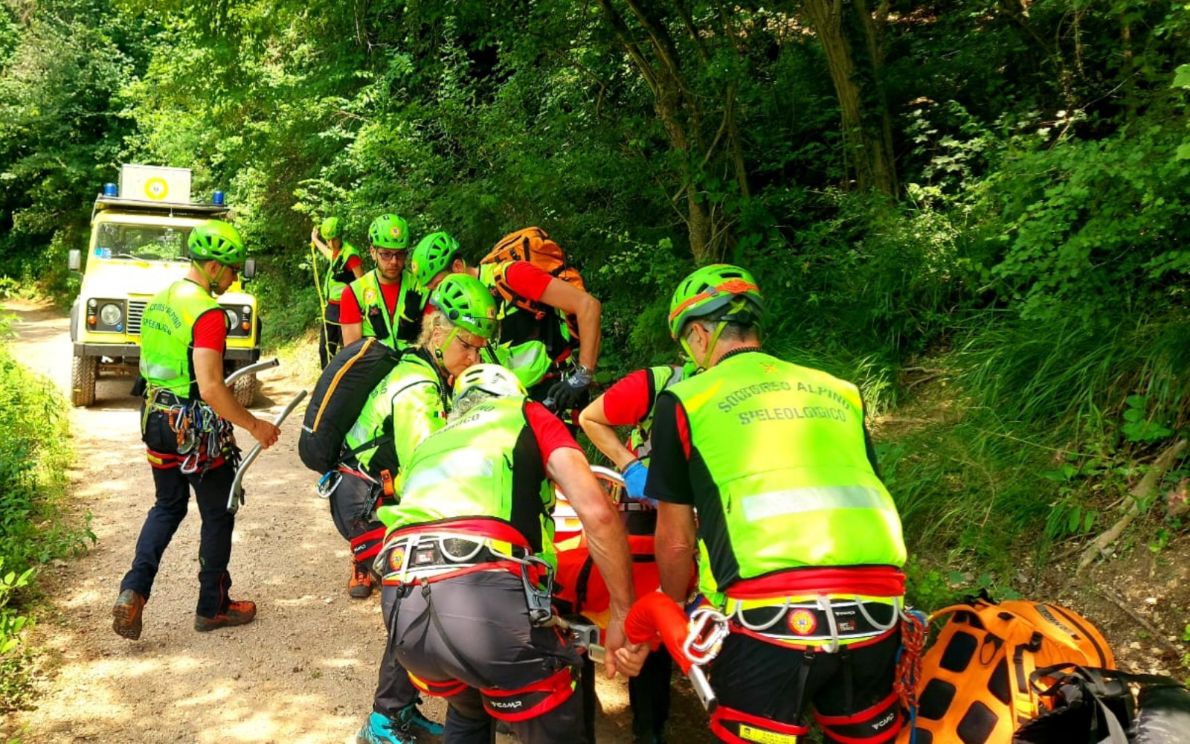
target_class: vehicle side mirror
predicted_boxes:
[241,258,256,281]
[68,249,81,272]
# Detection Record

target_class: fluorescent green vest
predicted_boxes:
[627,363,693,460]
[139,279,222,399]
[343,352,446,475]
[348,269,417,350]
[383,397,558,569]
[668,352,906,601]
[322,240,361,303]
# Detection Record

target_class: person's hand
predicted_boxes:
[310,226,320,242]
[603,614,649,678]
[544,365,593,412]
[622,460,657,506]
[250,419,280,449]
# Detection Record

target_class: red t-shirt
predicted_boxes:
[525,400,581,469]
[338,280,400,324]
[599,369,652,427]
[503,261,552,303]
[192,309,228,352]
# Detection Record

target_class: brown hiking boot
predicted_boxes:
[348,562,374,599]
[112,589,146,640]
[194,599,257,632]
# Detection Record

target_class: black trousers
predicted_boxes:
[388,571,587,744]
[328,470,385,562]
[120,407,236,618]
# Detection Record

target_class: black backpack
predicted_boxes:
[298,338,402,473]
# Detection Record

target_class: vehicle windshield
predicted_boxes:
[94,222,191,262]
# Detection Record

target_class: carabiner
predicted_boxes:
[684,606,729,666]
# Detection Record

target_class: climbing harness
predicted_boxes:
[724,594,903,652]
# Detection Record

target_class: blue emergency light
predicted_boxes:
[103,183,118,197]
[212,191,225,206]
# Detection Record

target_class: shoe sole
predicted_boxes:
[112,604,142,640]
[348,587,373,599]
[194,614,256,632]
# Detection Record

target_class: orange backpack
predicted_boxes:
[899,595,1114,744]
[480,227,586,316]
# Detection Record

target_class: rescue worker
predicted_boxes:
[408,229,601,407]
[576,360,698,744]
[111,220,281,640]
[311,215,364,368]
[647,264,908,744]
[347,274,499,744]
[340,213,424,350]
[375,364,648,743]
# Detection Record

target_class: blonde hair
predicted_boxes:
[416,308,455,350]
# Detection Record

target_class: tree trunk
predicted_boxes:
[801,0,898,196]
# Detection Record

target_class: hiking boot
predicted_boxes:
[194,599,257,632]
[356,711,414,744]
[348,561,374,599]
[112,589,146,640]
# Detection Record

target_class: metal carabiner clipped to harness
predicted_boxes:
[519,555,556,627]
[684,606,729,666]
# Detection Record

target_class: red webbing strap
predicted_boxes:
[350,525,386,563]
[408,671,468,698]
[385,517,532,550]
[709,703,809,744]
[147,449,179,470]
[481,665,576,722]
[726,567,906,599]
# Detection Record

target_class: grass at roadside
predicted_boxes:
[0,317,95,711]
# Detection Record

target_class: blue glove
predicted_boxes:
[622,460,656,506]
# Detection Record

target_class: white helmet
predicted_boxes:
[453,363,527,407]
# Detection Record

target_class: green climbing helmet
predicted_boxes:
[667,263,763,339]
[188,220,246,266]
[368,213,410,250]
[430,273,499,340]
[410,231,461,287]
[453,363,527,403]
[320,216,342,239]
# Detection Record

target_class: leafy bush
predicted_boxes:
[0,318,93,705]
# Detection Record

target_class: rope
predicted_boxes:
[894,608,929,742]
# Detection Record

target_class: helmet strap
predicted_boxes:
[191,260,222,295]
[682,320,729,371]
[434,327,459,367]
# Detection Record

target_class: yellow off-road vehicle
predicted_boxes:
[68,165,261,407]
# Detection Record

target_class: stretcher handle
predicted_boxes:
[225,357,279,386]
[625,592,718,711]
[226,388,308,514]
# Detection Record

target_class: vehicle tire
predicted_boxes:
[71,352,98,407]
[232,373,259,408]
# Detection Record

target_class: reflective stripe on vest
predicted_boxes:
[668,352,906,602]
[384,396,557,569]
[348,269,415,350]
[139,279,221,399]
[323,240,361,302]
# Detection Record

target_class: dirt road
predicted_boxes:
[1,301,682,744]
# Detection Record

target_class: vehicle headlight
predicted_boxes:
[99,303,123,326]
[224,308,240,327]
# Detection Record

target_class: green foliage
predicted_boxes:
[0,317,94,701]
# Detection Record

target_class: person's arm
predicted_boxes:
[194,348,279,448]
[578,395,636,470]
[655,503,697,602]
[339,284,363,346]
[645,393,696,601]
[538,277,601,371]
[547,446,643,677]
[310,227,332,260]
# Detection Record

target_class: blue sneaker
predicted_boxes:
[356,711,413,744]
[356,706,443,743]
[397,704,445,736]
